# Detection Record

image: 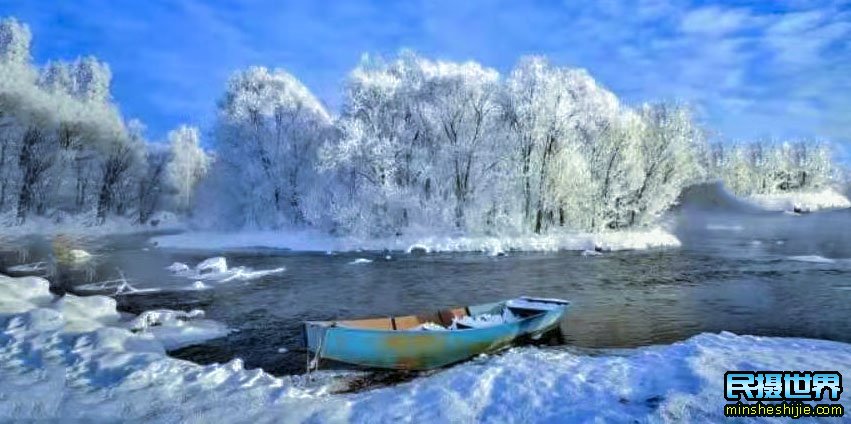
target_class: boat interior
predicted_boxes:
[331,301,547,331]
[336,307,470,330]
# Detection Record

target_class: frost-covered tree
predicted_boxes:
[0,16,168,225]
[715,140,839,196]
[138,144,169,224]
[323,53,510,235]
[502,57,628,232]
[627,103,704,226]
[0,17,30,65]
[166,125,208,213]
[209,66,332,228]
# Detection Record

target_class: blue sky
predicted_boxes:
[2,0,850,151]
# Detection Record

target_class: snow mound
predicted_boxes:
[745,188,851,212]
[166,257,285,282]
[1,274,851,421]
[0,275,53,313]
[151,228,681,254]
[128,309,230,351]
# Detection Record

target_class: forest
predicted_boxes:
[0,17,844,238]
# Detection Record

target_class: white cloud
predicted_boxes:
[680,6,754,36]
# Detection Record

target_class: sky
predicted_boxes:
[2,0,850,152]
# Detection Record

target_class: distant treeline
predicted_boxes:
[0,18,207,225]
[0,17,844,235]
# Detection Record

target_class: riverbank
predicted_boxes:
[150,227,681,255]
[1,272,849,422]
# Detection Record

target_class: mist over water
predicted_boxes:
[1,183,850,376]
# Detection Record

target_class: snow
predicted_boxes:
[196,256,228,274]
[128,309,230,351]
[165,262,190,273]
[151,227,681,254]
[165,257,285,282]
[454,308,518,329]
[506,298,569,311]
[190,281,209,290]
[787,255,837,264]
[705,223,743,232]
[2,273,850,422]
[5,261,48,274]
[152,229,336,252]
[0,211,184,238]
[348,258,373,265]
[745,188,851,212]
[73,278,159,296]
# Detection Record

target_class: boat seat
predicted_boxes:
[337,317,394,330]
[393,313,442,330]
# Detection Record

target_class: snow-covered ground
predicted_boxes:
[0,210,183,239]
[151,227,681,254]
[2,273,850,422]
[745,188,851,212]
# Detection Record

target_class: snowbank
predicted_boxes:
[0,210,184,238]
[151,227,681,254]
[2,273,850,422]
[152,229,336,252]
[745,188,851,212]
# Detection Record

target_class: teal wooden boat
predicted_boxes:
[302,296,569,370]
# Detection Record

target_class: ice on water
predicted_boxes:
[166,256,285,282]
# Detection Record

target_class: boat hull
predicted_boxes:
[304,307,565,370]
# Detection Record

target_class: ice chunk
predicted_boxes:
[787,255,836,264]
[190,281,209,290]
[6,261,48,274]
[68,249,92,263]
[166,262,190,273]
[348,258,373,265]
[168,257,284,282]
[196,257,228,274]
[127,309,230,351]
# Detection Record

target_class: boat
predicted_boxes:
[301,296,569,370]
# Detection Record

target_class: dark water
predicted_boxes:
[2,206,851,376]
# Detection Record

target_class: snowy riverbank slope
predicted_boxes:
[2,273,850,422]
[745,188,851,212]
[0,211,183,239]
[151,227,681,254]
